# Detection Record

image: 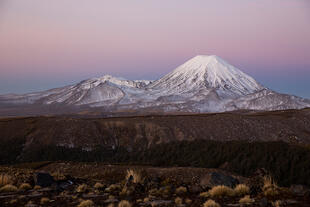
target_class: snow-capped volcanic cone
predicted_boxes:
[0,55,309,116]
[148,55,263,98]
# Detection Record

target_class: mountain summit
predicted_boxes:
[148,55,263,98]
[0,55,309,115]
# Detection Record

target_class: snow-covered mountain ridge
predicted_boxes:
[1,55,309,113]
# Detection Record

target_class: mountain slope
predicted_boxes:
[0,55,309,115]
[148,55,263,98]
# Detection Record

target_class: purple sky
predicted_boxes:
[0,0,310,98]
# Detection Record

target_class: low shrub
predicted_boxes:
[76,184,88,193]
[0,184,18,193]
[94,182,105,189]
[77,200,95,207]
[40,197,50,205]
[234,184,250,196]
[239,195,254,205]
[118,200,132,207]
[208,185,234,198]
[175,197,183,205]
[0,174,13,186]
[19,183,32,191]
[203,199,221,207]
[175,186,187,195]
[125,169,144,184]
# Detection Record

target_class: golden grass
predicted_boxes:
[94,182,104,189]
[264,187,280,197]
[272,200,284,207]
[239,195,254,205]
[77,200,95,207]
[0,184,18,192]
[263,175,277,190]
[107,204,115,207]
[105,184,121,192]
[118,200,132,207]
[51,170,66,180]
[208,185,235,198]
[40,197,50,205]
[9,199,17,204]
[119,187,133,196]
[19,183,32,191]
[262,175,279,197]
[234,184,250,196]
[148,188,159,196]
[158,186,171,197]
[76,184,88,193]
[203,199,221,207]
[0,174,12,186]
[199,191,210,198]
[125,169,144,184]
[175,186,187,195]
[185,198,192,205]
[34,185,41,190]
[175,197,183,205]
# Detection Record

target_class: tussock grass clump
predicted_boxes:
[125,169,144,184]
[143,197,150,202]
[119,187,133,196]
[105,184,121,192]
[272,200,284,207]
[175,197,183,205]
[76,184,88,193]
[185,198,192,205]
[9,199,17,204]
[94,182,105,189]
[158,186,171,197]
[40,197,50,205]
[203,199,221,207]
[199,191,209,197]
[51,170,66,180]
[264,187,280,197]
[77,200,95,207]
[19,183,32,191]
[234,184,250,196]
[0,184,18,192]
[149,188,159,196]
[239,195,254,205]
[262,175,279,197]
[34,185,41,190]
[118,200,132,207]
[0,174,13,186]
[175,186,187,195]
[263,175,278,191]
[208,185,234,198]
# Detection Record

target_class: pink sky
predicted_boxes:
[0,0,309,97]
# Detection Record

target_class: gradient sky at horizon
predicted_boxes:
[0,0,310,98]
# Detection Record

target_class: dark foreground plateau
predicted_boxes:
[1,109,310,206]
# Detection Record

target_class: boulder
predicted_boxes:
[33,172,55,187]
[200,172,239,189]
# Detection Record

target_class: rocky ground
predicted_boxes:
[0,162,309,207]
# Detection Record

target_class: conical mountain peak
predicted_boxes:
[148,55,264,97]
